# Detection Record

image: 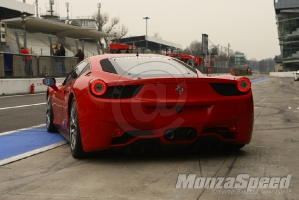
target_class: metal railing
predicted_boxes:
[0,52,79,78]
[0,52,240,78]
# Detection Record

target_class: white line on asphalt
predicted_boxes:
[0,103,46,110]
[0,141,68,166]
[0,124,46,136]
[0,93,46,99]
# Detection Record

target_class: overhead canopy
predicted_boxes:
[3,17,113,39]
[274,0,299,14]
[113,36,182,52]
[0,0,34,20]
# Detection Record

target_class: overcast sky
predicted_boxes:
[21,0,279,60]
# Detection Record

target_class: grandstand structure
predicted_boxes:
[1,0,112,57]
[1,0,182,58]
[3,16,112,56]
[0,0,35,52]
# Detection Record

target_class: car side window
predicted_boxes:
[63,61,89,85]
[78,63,90,76]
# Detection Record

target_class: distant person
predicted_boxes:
[58,43,66,74]
[53,47,62,76]
[21,47,32,76]
[59,43,65,56]
[247,67,251,74]
[75,49,84,63]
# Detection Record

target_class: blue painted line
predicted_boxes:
[0,126,66,160]
[251,77,268,84]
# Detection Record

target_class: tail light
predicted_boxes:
[237,77,251,93]
[90,79,107,96]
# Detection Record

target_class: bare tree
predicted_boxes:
[94,12,128,51]
[184,40,202,56]
[154,32,162,40]
[94,13,109,31]
[102,16,119,47]
[118,25,129,40]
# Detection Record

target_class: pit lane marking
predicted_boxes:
[0,103,46,110]
[0,141,67,166]
[251,77,268,84]
[0,124,67,166]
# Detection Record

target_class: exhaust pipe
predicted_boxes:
[187,129,197,140]
[164,130,175,140]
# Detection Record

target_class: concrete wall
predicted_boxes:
[0,78,65,96]
[270,71,296,77]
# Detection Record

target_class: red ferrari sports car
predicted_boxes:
[43,54,253,158]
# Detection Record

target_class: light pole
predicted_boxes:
[66,2,69,20]
[143,17,149,53]
[97,3,101,31]
[20,11,27,48]
[228,43,231,67]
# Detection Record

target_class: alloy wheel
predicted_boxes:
[70,101,78,151]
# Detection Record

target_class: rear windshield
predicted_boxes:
[100,56,197,78]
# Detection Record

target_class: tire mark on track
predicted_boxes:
[196,152,230,200]
[196,150,241,199]
[224,151,240,177]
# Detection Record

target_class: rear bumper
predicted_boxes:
[76,91,254,152]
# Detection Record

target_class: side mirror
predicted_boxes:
[43,78,56,87]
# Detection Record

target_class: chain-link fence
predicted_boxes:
[259,59,275,74]
[0,52,79,78]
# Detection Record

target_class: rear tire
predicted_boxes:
[46,97,57,133]
[70,99,85,158]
